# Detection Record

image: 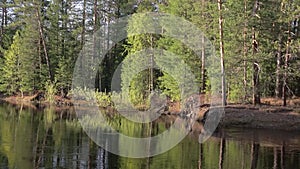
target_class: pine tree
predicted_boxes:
[18,19,41,95]
[157,0,205,101]
[121,0,159,107]
[9,0,51,95]
[47,0,79,97]
[218,0,226,106]
[279,0,300,105]
[0,31,22,95]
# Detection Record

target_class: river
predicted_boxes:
[0,102,300,169]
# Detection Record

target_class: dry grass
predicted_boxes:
[261,97,300,107]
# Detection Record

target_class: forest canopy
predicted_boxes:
[0,0,299,106]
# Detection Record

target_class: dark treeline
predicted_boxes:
[0,0,299,106]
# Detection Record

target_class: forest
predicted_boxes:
[0,0,299,107]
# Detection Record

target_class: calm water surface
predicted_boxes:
[0,102,300,169]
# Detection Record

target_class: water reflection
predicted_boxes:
[0,103,300,169]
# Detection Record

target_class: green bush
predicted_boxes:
[95,91,113,108]
[69,88,114,108]
[45,81,57,104]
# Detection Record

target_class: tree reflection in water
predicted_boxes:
[0,103,299,169]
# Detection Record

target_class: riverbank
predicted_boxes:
[218,97,300,130]
[1,93,73,106]
[220,104,300,130]
[1,94,300,131]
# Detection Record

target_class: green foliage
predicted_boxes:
[70,88,114,108]
[158,73,180,101]
[55,56,74,96]
[45,81,57,104]
[122,2,159,107]
[95,92,114,108]
[156,38,200,101]
[0,31,22,95]
[121,53,152,107]
[18,22,41,94]
[48,0,79,96]
[69,88,95,102]
[0,0,300,102]
[129,71,151,107]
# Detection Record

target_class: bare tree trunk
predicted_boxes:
[93,0,101,90]
[201,0,206,93]
[218,0,226,106]
[275,26,282,98]
[243,0,248,102]
[0,15,3,47]
[282,25,290,106]
[3,0,7,27]
[38,38,42,83]
[296,19,299,37]
[36,7,53,82]
[251,0,261,105]
[252,27,260,105]
[149,35,154,93]
[1,1,4,36]
[82,0,87,47]
[201,36,206,93]
[61,0,66,57]
[1,0,7,46]
[93,0,102,91]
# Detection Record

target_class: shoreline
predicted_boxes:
[1,95,300,131]
[219,105,300,131]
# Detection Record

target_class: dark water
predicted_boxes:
[0,103,300,169]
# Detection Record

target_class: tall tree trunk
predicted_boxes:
[38,38,42,83]
[36,7,53,82]
[93,0,101,91]
[282,24,290,106]
[252,0,261,105]
[296,19,299,37]
[252,27,260,105]
[201,0,206,93]
[1,2,4,36]
[4,0,7,26]
[201,36,206,92]
[243,0,248,102]
[82,0,87,47]
[218,0,226,106]
[149,35,154,93]
[275,26,282,98]
[250,143,260,169]
[0,0,6,46]
[61,0,66,58]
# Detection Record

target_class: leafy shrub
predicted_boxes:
[45,81,57,104]
[95,91,113,108]
[69,88,114,108]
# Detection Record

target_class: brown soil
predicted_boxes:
[166,97,300,131]
[1,93,73,106]
[220,103,300,130]
[261,97,300,107]
[3,93,40,102]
